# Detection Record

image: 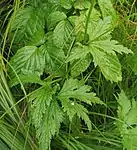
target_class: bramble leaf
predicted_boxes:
[29,85,63,150]
[40,41,66,76]
[61,98,92,131]
[60,0,72,9]
[88,17,112,41]
[70,54,92,77]
[29,85,54,128]
[116,91,137,150]
[53,20,73,48]
[9,70,43,87]
[7,46,45,79]
[74,0,90,10]
[67,17,132,82]
[10,7,45,49]
[38,100,63,150]
[90,40,133,55]
[58,78,103,130]
[58,78,103,105]
[47,11,67,30]
[66,44,89,62]
[117,90,131,122]
[98,0,117,26]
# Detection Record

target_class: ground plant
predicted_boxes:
[0,0,137,150]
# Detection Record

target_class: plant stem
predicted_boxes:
[83,0,96,44]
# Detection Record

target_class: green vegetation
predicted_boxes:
[0,0,137,149]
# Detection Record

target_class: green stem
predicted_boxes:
[84,0,96,43]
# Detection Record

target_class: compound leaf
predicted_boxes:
[7,46,45,79]
[98,0,117,26]
[47,11,67,30]
[58,78,103,130]
[70,54,92,77]
[53,20,73,48]
[9,70,43,87]
[90,46,122,82]
[29,85,63,150]
[10,7,45,49]
[40,41,66,76]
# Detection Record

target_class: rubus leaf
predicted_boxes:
[90,47,122,82]
[66,44,89,62]
[126,100,137,125]
[98,0,117,26]
[88,17,112,41]
[122,127,137,150]
[68,15,85,42]
[116,91,137,150]
[53,20,73,48]
[40,41,66,76]
[90,40,133,55]
[70,54,92,77]
[68,8,100,42]
[117,90,131,122]
[74,0,90,10]
[58,78,103,130]
[60,0,72,9]
[47,11,67,30]
[58,78,103,105]
[67,17,132,82]
[9,70,43,87]
[29,84,54,128]
[67,42,131,82]
[7,46,45,79]
[29,85,63,150]
[38,100,63,150]
[10,7,46,49]
[61,98,92,131]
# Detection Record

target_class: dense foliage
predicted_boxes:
[0,0,137,150]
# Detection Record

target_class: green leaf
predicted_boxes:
[40,41,66,76]
[58,78,103,105]
[29,86,63,150]
[70,54,92,77]
[29,84,54,128]
[47,11,67,30]
[61,98,92,131]
[116,91,137,150]
[38,100,63,150]
[58,78,103,130]
[66,44,89,62]
[10,7,45,49]
[0,140,10,150]
[88,17,112,41]
[53,20,73,48]
[60,0,72,9]
[117,90,131,122]
[90,46,122,82]
[126,99,137,125]
[98,0,117,26]
[87,17,132,82]
[67,41,129,82]
[123,127,137,150]
[90,40,133,55]
[69,15,85,42]
[74,0,90,10]
[9,70,43,87]
[7,46,45,79]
